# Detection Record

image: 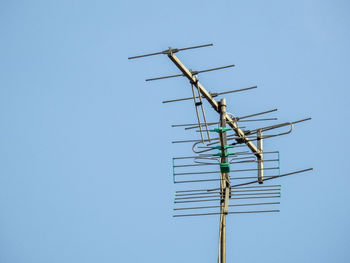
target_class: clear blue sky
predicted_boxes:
[0,1,349,262]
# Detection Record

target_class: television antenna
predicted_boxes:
[129,43,313,263]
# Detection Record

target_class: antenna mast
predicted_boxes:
[129,44,313,263]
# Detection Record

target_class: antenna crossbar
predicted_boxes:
[167,52,263,159]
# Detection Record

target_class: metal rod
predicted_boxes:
[196,79,211,142]
[175,184,281,193]
[174,176,278,184]
[188,122,230,130]
[172,152,257,160]
[146,73,183,82]
[177,43,214,52]
[175,192,280,200]
[172,138,213,144]
[175,178,222,184]
[196,126,246,132]
[211,86,257,97]
[173,210,280,217]
[128,50,166,60]
[191,83,204,143]
[174,202,280,210]
[171,118,276,128]
[187,119,276,129]
[176,191,223,197]
[172,122,219,127]
[194,64,235,74]
[229,159,278,164]
[174,167,279,176]
[229,151,279,155]
[231,184,281,189]
[238,118,278,122]
[128,43,213,59]
[174,196,280,204]
[230,168,313,188]
[292,117,312,124]
[173,158,278,167]
[176,191,280,199]
[237,109,278,120]
[175,188,281,197]
[175,198,222,203]
[174,163,215,168]
[164,86,257,104]
[146,64,235,82]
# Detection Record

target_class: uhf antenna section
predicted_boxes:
[129,43,313,263]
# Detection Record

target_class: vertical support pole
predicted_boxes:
[218,98,230,263]
[257,129,264,184]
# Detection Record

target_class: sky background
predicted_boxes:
[0,0,349,262]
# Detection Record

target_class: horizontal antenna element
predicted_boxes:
[128,43,213,60]
[146,64,235,82]
[163,86,257,104]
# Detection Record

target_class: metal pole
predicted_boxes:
[218,98,230,263]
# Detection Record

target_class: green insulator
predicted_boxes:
[209,127,232,133]
[211,145,235,150]
[212,152,235,157]
[220,162,230,173]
